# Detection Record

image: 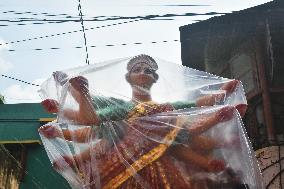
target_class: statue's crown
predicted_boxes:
[127,54,158,71]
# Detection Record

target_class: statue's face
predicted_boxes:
[128,62,156,88]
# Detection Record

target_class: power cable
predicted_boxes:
[77,0,89,65]
[1,39,179,86]
[6,39,180,52]
[0,16,137,27]
[0,17,143,28]
[1,10,73,17]
[0,11,223,45]
[0,18,143,46]
[1,74,40,87]
[0,11,223,24]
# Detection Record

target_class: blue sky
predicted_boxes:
[0,0,272,104]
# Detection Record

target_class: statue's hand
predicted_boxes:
[235,104,247,117]
[217,104,247,120]
[216,106,235,122]
[213,80,240,104]
[196,80,240,107]
[53,155,76,170]
[41,99,59,113]
[69,76,89,93]
[38,125,61,138]
[220,80,239,94]
[53,71,68,86]
[208,159,226,172]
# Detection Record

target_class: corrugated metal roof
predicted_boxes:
[0,103,54,120]
[0,103,56,143]
[179,0,284,74]
[179,0,282,32]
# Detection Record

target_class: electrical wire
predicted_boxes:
[77,0,89,65]
[6,39,179,52]
[1,10,73,17]
[1,74,40,87]
[0,19,143,46]
[0,40,179,86]
[0,11,223,45]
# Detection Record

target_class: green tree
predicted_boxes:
[0,95,5,104]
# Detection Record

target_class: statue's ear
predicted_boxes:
[153,72,159,82]
[125,73,130,83]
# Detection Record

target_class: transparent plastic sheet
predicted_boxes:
[38,55,263,189]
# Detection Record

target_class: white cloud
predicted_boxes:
[2,78,46,104]
[0,59,14,73]
[0,38,13,73]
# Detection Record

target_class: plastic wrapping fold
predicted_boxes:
[39,55,263,189]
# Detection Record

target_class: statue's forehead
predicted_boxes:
[132,62,152,68]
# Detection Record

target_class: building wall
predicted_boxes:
[20,144,70,189]
[0,103,70,189]
[180,2,284,149]
[179,1,284,187]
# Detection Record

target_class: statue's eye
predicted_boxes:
[132,67,141,73]
[144,68,154,74]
